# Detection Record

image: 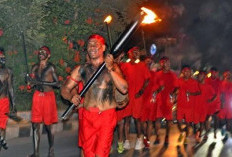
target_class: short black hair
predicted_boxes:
[159,56,169,62]
[181,64,191,70]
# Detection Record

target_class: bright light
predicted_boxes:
[135,59,140,63]
[126,58,140,63]
[126,58,131,63]
[104,15,112,24]
[141,7,161,24]
[207,73,211,78]
[193,71,199,76]
[150,43,157,55]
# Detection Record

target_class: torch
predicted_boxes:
[21,31,30,75]
[61,7,161,120]
[104,15,113,49]
[141,29,146,51]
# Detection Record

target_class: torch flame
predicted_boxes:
[104,15,112,24]
[141,7,161,24]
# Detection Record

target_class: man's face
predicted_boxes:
[38,49,49,61]
[128,49,140,60]
[0,54,6,66]
[145,58,152,67]
[160,60,170,71]
[182,68,191,79]
[87,39,105,59]
[211,70,218,78]
[223,72,231,80]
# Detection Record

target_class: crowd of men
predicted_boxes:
[0,34,232,157]
[114,46,232,154]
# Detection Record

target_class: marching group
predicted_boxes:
[0,34,232,157]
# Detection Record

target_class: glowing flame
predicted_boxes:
[141,7,161,24]
[207,72,211,78]
[104,15,112,24]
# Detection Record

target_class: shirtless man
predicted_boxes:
[26,46,60,157]
[0,47,16,151]
[61,34,128,157]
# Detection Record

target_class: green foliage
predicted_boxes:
[0,0,144,111]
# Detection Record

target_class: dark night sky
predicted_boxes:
[131,0,232,71]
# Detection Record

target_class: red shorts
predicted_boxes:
[31,90,58,125]
[140,97,157,122]
[78,107,84,147]
[217,107,232,119]
[156,96,173,120]
[177,106,194,123]
[193,106,207,124]
[0,98,9,129]
[81,107,117,157]
[131,95,144,119]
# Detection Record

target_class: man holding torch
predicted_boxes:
[61,34,128,157]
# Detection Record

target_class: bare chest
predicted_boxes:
[34,65,52,81]
[0,69,9,83]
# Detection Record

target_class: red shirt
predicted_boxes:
[197,82,215,106]
[143,71,159,99]
[120,61,150,97]
[177,78,200,108]
[156,70,178,105]
[205,77,221,94]
[205,77,221,107]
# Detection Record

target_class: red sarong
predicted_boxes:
[176,78,199,123]
[81,107,117,157]
[155,70,178,120]
[140,71,159,122]
[31,90,58,125]
[0,97,9,129]
[193,83,215,124]
[205,78,221,115]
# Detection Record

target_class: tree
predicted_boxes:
[0,0,144,110]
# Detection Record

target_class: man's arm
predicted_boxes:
[25,64,37,88]
[135,79,149,98]
[8,69,16,113]
[26,64,60,88]
[208,94,217,103]
[105,54,128,94]
[61,66,82,105]
[170,87,179,96]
